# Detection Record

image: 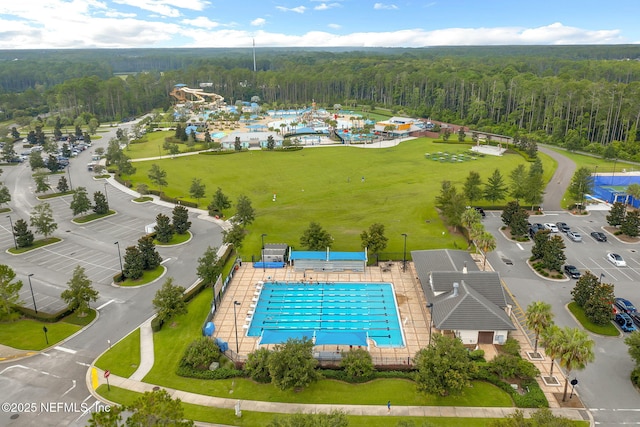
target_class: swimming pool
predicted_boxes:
[247,282,405,347]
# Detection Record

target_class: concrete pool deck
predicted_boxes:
[216,262,431,364]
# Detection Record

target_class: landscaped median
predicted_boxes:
[567,302,620,336]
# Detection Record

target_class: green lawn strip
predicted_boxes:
[8,237,61,254]
[0,310,96,350]
[37,190,75,200]
[95,329,141,378]
[568,302,620,336]
[123,138,552,256]
[544,146,636,173]
[118,265,165,287]
[125,131,207,159]
[155,231,191,246]
[72,210,116,223]
[0,207,10,214]
[95,385,512,427]
[133,196,153,202]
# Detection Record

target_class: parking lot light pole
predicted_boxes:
[233,301,241,355]
[28,273,37,314]
[114,241,124,280]
[67,166,73,191]
[104,182,109,205]
[427,303,434,346]
[401,233,408,272]
[6,216,17,250]
[600,273,605,283]
[261,234,267,272]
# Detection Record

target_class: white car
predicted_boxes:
[567,231,582,242]
[607,253,627,267]
[544,223,559,233]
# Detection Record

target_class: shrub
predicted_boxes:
[487,354,539,380]
[500,337,521,356]
[179,337,221,370]
[468,349,485,362]
[244,348,272,383]
[176,366,242,379]
[631,367,640,387]
[340,348,375,380]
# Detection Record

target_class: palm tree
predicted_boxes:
[557,327,595,402]
[476,231,496,271]
[540,325,562,377]
[525,301,554,355]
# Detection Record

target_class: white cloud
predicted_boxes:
[374,3,398,10]
[314,3,341,11]
[182,16,220,29]
[275,5,306,13]
[104,10,137,18]
[112,0,180,18]
[251,18,266,27]
[327,23,341,30]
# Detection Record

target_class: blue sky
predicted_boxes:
[0,0,637,49]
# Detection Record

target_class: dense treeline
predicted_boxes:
[3,46,640,159]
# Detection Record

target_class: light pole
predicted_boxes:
[28,274,37,314]
[427,302,434,346]
[114,241,124,280]
[233,301,241,355]
[67,165,73,190]
[6,216,17,250]
[261,233,267,272]
[401,233,408,272]
[600,273,605,283]
[104,182,109,205]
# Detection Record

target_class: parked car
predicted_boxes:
[556,222,570,233]
[544,223,559,233]
[591,232,607,242]
[630,312,640,328]
[529,223,545,237]
[616,312,637,332]
[607,253,627,267]
[473,207,486,218]
[564,265,581,279]
[615,297,637,314]
[567,231,582,242]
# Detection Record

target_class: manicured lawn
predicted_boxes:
[72,210,116,223]
[568,302,620,336]
[95,328,140,378]
[118,265,165,287]
[0,310,95,350]
[37,190,75,200]
[8,237,61,254]
[545,145,636,173]
[155,231,192,246]
[123,138,555,257]
[133,196,153,203]
[125,131,207,159]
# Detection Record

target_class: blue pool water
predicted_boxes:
[247,282,405,347]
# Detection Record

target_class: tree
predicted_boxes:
[123,246,144,280]
[234,194,255,225]
[180,337,220,370]
[30,203,57,238]
[0,185,9,208]
[483,168,507,204]
[531,229,550,261]
[626,183,640,206]
[501,200,520,227]
[138,235,162,270]
[13,219,34,248]
[477,231,496,271]
[489,408,574,427]
[540,324,563,377]
[571,271,600,308]
[34,175,51,194]
[525,301,554,355]
[0,265,22,320]
[28,151,45,170]
[172,205,191,234]
[509,164,528,201]
[625,331,640,367]
[585,282,615,325]
[541,235,566,272]
[56,176,69,193]
[222,222,247,249]
[60,265,98,317]
[196,248,221,290]
[169,143,180,157]
[148,163,167,190]
[46,154,59,172]
[340,348,374,380]
[300,222,333,251]
[93,191,109,215]
[360,223,389,256]
[153,277,187,324]
[208,187,232,217]
[463,171,483,204]
[606,202,626,227]
[457,127,466,142]
[189,178,206,205]
[266,134,275,150]
[436,181,467,229]
[245,348,272,383]
[567,167,594,210]
[154,213,174,243]
[460,208,482,246]
[414,334,477,396]
[1,141,16,162]
[234,136,242,151]
[70,187,92,216]
[126,389,193,427]
[556,327,595,402]
[621,209,640,237]
[87,405,123,426]
[268,337,321,390]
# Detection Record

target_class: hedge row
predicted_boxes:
[13,305,74,323]
[176,365,243,379]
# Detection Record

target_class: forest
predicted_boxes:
[2,45,640,160]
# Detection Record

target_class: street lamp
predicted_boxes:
[28,274,37,314]
[600,273,605,283]
[401,233,408,272]
[6,216,17,250]
[427,302,434,346]
[233,301,241,355]
[104,182,109,205]
[261,233,267,272]
[114,241,124,280]
[67,165,73,190]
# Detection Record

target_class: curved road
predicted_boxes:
[539,145,577,211]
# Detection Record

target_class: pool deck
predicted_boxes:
[216,262,430,364]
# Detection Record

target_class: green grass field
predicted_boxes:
[125,131,207,159]
[123,138,555,256]
[95,328,140,377]
[567,302,620,336]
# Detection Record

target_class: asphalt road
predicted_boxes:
[485,210,640,426]
[0,123,224,426]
